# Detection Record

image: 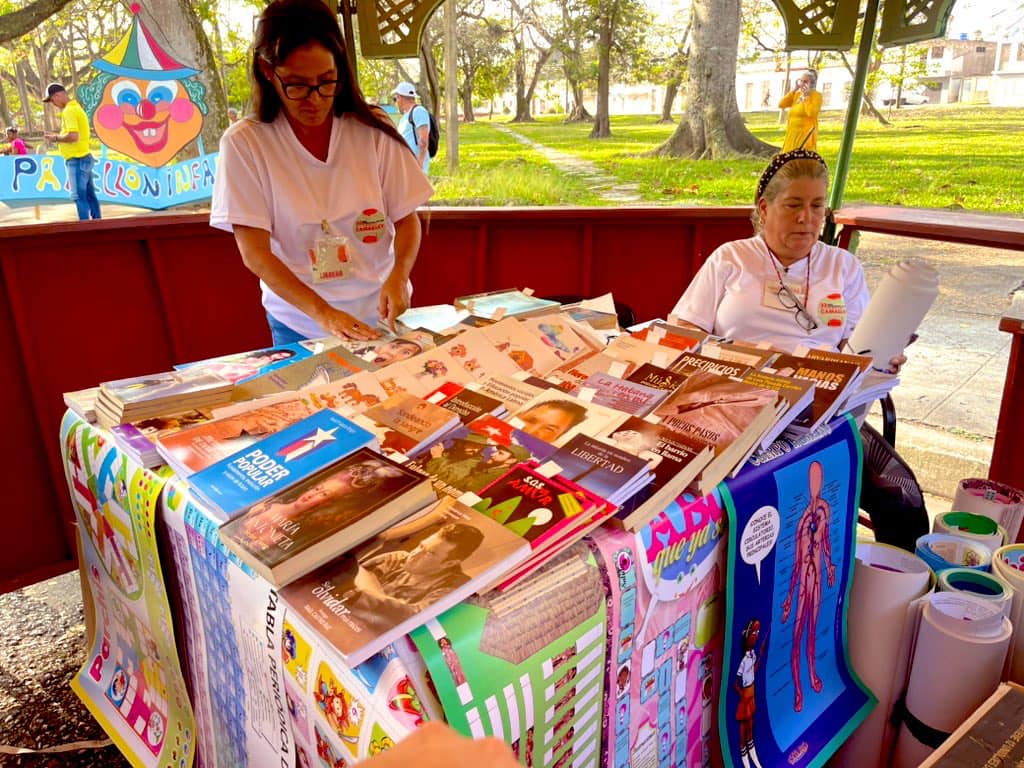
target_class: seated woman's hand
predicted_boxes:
[317,307,380,341]
[885,354,908,375]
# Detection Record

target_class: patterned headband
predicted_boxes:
[755,149,829,203]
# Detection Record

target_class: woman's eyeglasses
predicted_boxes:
[776,283,819,331]
[274,73,339,100]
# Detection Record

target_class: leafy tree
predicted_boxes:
[0,0,77,44]
[588,0,647,138]
[455,14,512,121]
[654,0,774,157]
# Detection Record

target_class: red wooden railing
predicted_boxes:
[6,204,1020,591]
[0,206,753,592]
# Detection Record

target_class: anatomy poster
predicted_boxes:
[718,416,873,768]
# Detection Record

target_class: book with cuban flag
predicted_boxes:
[188,409,377,521]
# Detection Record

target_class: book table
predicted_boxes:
[59,410,867,768]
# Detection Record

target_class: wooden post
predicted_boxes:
[444,0,459,173]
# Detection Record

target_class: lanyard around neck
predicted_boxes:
[765,243,811,309]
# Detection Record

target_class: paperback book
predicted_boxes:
[577,370,669,416]
[546,433,653,507]
[439,328,524,381]
[405,414,556,498]
[279,496,530,667]
[157,397,323,476]
[766,353,862,432]
[188,409,377,521]
[174,342,312,383]
[218,448,434,587]
[510,388,627,448]
[605,416,715,530]
[355,393,462,458]
[454,288,561,320]
[480,317,563,376]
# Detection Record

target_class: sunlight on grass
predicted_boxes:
[428,122,603,206]
[433,106,1023,213]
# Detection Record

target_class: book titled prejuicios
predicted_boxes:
[188,409,376,521]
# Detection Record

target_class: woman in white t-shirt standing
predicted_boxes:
[671,149,902,371]
[211,0,433,344]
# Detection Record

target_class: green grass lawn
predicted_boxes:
[428,105,1023,213]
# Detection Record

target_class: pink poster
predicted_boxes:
[591,491,727,768]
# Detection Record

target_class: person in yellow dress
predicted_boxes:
[779,70,822,152]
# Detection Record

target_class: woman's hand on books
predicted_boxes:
[378,271,411,333]
[317,307,380,341]
[884,354,907,375]
[367,722,520,768]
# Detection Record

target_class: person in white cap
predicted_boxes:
[392,81,431,173]
[210,0,433,344]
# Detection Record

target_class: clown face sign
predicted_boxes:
[79,4,207,168]
[94,78,204,167]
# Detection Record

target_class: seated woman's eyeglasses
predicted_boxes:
[274,73,340,100]
[776,283,819,332]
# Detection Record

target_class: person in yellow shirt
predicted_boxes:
[43,82,102,220]
[778,70,822,152]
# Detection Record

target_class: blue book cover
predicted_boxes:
[189,409,376,520]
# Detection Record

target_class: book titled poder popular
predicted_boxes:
[188,409,376,521]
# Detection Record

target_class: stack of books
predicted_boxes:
[95,370,233,429]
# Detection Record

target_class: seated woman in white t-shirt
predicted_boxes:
[670,149,904,371]
[210,0,433,345]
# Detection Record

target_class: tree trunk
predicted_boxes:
[589,8,613,138]
[512,28,532,122]
[659,79,680,123]
[652,0,774,158]
[15,64,36,133]
[564,77,592,122]
[145,0,228,156]
[0,82,10,128]
[461,85,475,122]
[420,37,440,116]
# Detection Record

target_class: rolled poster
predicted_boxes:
[847,260,939,369]
[953,478,1024,543]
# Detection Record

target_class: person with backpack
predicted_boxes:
[392,81,434,174]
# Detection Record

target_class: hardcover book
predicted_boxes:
[218,448,434,587]
[188,409,377,521]
[279,496,530,667]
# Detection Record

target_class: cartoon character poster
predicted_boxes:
[590,491,727,768]
[61,413,196,768]
[0,4,217,209]
[718,416,873,768]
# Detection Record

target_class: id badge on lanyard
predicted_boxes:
[309,219,352,284]
[761,278,803,311]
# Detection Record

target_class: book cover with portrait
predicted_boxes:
[218,447,433,587]
[280,496,530,667]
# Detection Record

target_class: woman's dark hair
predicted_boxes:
[251,0,405,147]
